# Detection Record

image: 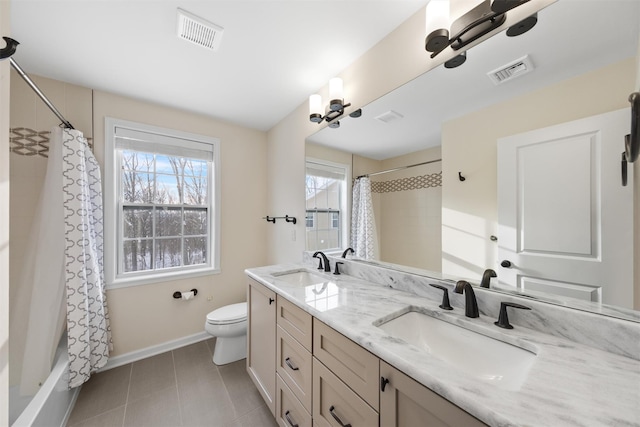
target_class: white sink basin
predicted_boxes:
[272,269,330,287]
[376,310,536,391]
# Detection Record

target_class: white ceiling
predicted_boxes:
[307,0,640,160]
[9,0,430,131]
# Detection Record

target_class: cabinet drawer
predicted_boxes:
[313,319,379,411]
[277,374,312,427]
[277,326,313,413]
[313,358,378,427]
[277,296,313,351]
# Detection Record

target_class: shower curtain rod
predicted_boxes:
[9,57,75,130]
[356,158,442,179]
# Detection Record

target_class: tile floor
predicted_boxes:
[66,339,278,427]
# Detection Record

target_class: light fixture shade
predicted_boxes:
[309,94,323,119]
[426,0,450,32]
[329,78,344,111]
[425,0,450,52]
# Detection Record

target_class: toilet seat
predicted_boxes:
[206,302,247,325]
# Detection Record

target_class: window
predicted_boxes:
[305,159,349,252]
[306,212,315,229]
[331,211,340,229]
[105,118,220,288]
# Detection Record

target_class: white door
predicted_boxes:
[497,108,633,308]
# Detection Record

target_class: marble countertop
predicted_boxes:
[246,263,640,427]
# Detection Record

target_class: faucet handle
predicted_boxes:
[314,256,324,270]
[334,262,344,275]
[494,301,531,329]
[429,284,453,310]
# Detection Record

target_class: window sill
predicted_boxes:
[107,266,220,290]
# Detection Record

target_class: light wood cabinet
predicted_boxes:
[247,278,277,416]
[247,277,488,426]
[379,361,487,427]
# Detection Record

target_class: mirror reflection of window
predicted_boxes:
[305,159,348,251]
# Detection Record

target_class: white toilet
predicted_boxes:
[204,302,248,365]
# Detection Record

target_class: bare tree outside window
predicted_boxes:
[120,150,209,274]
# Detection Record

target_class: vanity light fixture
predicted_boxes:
[309,78,361,129]
[425,0,538,69]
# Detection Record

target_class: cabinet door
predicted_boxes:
[379,362,487,427]
[247,278,277,416]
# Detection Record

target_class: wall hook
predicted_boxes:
[458,172,466,181]
[285,215,297,224]
[263,215,296,224]
[0,37,19,60]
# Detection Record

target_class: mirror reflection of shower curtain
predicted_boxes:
[351,177,378,260]
[10,127,111,394]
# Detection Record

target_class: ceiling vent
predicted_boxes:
[487,55,534,85]
[375,110,404,124]
[177,9,224,51]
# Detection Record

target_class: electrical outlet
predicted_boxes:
[207,295,213,301]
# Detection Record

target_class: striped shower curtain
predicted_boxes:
[351,177,378,260]
[60,127,112,388]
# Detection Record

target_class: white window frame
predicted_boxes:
[305,157,351,252]
[104,118,221,289]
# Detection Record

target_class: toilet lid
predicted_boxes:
[206,302,247,323]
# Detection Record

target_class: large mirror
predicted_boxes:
[306,0,640,321]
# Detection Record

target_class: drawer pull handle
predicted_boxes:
[329,405,352,427]
[380,376,390,392]
[285,357,299,371]
[269,297,275,305]
[284,410,299,427]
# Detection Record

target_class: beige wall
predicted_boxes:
[93,91,267,356]
[8,78,268,363]
[441,57,636,280]
[1,0,12,420]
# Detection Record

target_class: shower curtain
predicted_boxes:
[11,127,111,394]
[351,177,378,260]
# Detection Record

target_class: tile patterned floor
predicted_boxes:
[66,339,278,427]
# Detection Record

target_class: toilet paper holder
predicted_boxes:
[173,289,198,299]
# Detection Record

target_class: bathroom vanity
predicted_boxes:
[245,259,640,426]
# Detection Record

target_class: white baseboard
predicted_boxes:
[100,331,211,371]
